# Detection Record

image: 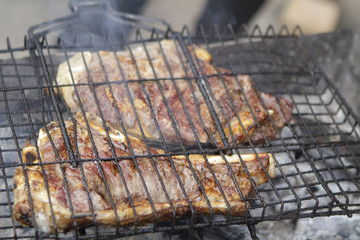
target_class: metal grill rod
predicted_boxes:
[1,18,358,239]
[182,26,269,219]
[246,25,319,217]
[266,32,349,215]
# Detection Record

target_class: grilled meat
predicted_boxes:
[14,112,275,233]
[56,40,293,147]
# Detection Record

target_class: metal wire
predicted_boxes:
[0,19,359,240]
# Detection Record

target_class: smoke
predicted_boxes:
[59,9,129,48]
[57,0,148,48]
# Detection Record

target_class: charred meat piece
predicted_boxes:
[56,40,292,147]
[14,113,275,233]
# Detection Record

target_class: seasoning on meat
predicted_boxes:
[14,113,275,233]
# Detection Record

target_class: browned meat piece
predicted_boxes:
[56,40,292,147]
[251,92,294,143]
[14,112,275,233]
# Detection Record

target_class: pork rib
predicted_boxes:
[56,40,293,147]
[14,113,275,233]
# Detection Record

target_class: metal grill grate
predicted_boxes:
[0,7,360,240]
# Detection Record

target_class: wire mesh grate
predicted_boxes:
[0,19,359,240]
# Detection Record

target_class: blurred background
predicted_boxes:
[0,1,360,239]
[0,0,360,48]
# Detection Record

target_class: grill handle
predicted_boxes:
[28,0,173,44]
[69,0,172,31]
[69,0,111,12]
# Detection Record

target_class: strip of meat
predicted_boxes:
[56,40,293,147]
[14,113,275,233]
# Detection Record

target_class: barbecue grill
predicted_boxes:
[1,1,360,239]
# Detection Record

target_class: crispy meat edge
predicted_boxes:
[13,120,275,233]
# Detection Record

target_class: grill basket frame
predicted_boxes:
[0,6,359,240]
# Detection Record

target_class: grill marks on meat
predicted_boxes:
[56,40,293,147]
[14,113,275,233]
[14,40,288,232]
